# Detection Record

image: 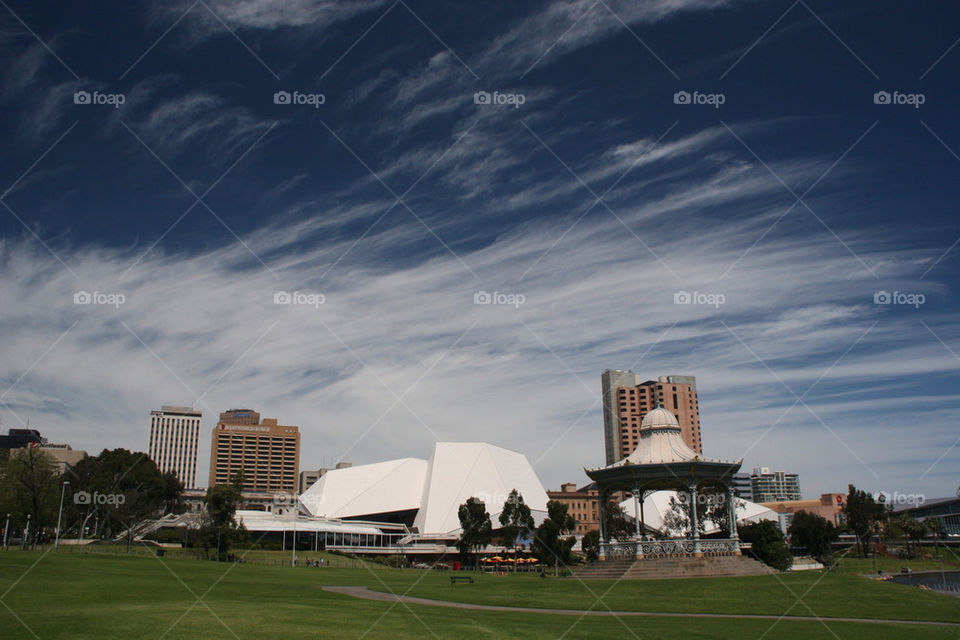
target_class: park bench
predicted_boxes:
[450,576,474,585]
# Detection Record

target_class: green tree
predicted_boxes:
[533,500,576,571]
[200,474,246,561]
[739,520,792,571]
[456,497,493,565]
[788,511,837,561]
[892,514,925,558]
[498,489,534,554]
[66,449,169,550]
[160,471,186,515]
[923,516,942,539]
[581,529,600,562]
[842,485,884,557]
[602,497,632,540]
[0,447,60,545]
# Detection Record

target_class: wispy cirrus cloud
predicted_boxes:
[1,116,954,495]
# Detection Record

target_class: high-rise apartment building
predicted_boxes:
[601,371,702,464]
[731,472,753,501]
[148,406,202,489]
[208,409,300,492]
[750,467,801,502]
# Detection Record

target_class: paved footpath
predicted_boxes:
[322,586,960,627]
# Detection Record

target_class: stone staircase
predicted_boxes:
[574,556,776,580]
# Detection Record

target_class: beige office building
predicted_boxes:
[208,409,300,492]
[547,482,599,535]
[148,406,202,488]
[601,372,702,464]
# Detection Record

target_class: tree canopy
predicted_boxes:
[456,497,493,564]
[498,488,534,552]
[788,511,837,561]
[532,500,576,569]
[739,519,792,571]
[842,484,885,557]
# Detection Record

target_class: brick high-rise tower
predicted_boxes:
[208,409,300,492]
[601,372,702,464]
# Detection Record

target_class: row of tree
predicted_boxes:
[0,446,182,548]
[456,489,578,570]
[0,446,245,560]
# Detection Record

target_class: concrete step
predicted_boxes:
[575,555,776,580]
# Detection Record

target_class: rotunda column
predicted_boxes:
[727,486,739,540]
[689,482,701,555]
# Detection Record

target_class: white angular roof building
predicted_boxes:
[299,457,428,520]
[299,442,549,536]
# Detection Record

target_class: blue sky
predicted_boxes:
[1,0,958,500]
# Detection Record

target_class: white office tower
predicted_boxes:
[148,406,202,488]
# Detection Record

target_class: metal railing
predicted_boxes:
[601,538,740,558]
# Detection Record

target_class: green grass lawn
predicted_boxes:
[1,550,958,639]
[361,565,960,623]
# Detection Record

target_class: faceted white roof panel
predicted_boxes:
[413,442,549,536]
[299,457,427,519]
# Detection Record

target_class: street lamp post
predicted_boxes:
[56,481,70,550]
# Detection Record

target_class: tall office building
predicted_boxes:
[148,406,202,488]
[208,409,300,492]
[601,371,702,464]
[750,467,801,502]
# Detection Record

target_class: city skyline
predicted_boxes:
[1,1,958,502]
